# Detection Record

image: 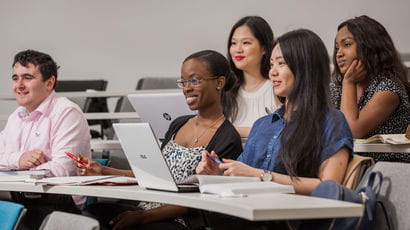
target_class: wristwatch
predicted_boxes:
[260,170,273,182]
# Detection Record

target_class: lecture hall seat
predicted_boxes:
[0,200,26,230]
[39,211,99,230]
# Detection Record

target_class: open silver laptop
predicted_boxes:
[113,122,198,192]
[127,92,196,140]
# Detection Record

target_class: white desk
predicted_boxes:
[84,112,140,120]
[90,139,410,153]
[0,112,140,121]
[0,181,362,221]
[0,113,140,121]
[0,89,180,100]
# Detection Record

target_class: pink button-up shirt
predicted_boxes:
[0,91,91,207]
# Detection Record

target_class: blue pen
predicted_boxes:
[206,154,223,164]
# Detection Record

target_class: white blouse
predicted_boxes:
[232,80,278,127]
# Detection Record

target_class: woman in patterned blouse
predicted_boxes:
[330,15,410,162]
[75,50,243,229]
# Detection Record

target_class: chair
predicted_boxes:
[0,200,26,230]
[136,76,179,90]
[55,80,110,139]
[39,211,99,230]
[92,158,109,167]
[357,161,410,230]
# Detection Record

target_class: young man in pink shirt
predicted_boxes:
[0,50,92,229]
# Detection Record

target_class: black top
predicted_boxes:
[161,115,243,160]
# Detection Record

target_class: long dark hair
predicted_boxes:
[225,16,274,121]
[332,15,410,96]
[274,29,331,178]
[183,50,237,118]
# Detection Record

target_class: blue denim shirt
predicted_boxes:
[237,106,353,173]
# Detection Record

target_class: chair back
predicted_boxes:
[136,77,179,90]
[39,211,99,230]
[55,79,108,112]
[0,200,26,230]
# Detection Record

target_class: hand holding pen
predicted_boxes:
[196,150,224,175]
[206,153,223,164]
[70,153,104,176]
[67,152,88,166]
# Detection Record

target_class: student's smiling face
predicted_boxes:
[335,26,359,75]
[269,45,294,98]
[180,58,222,112]
[12,62,55,113]
[229,25,265,72]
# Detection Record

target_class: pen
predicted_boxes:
[66,152,88,166]
[206,154,223,164]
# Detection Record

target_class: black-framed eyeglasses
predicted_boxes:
[176,76,219,88]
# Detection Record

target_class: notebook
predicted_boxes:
[355,134,410,145]
[113,122,198,192]
[127,92,196,140]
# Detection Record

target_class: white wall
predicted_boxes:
[1,0,409,114]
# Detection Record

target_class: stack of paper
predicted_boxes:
[34,175,138,186]
[180,175,295,195]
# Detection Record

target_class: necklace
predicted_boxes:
[191,114,225,146]
[244,79,266,92]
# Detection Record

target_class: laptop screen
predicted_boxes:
[113,123,181,191]
[127,92,196,139]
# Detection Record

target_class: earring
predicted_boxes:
[217,87,221,90]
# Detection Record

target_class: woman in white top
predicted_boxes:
[224,16,281,137]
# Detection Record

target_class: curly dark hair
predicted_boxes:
[225,16,274,121]
[332,15,409,96]
[13,49,59,89]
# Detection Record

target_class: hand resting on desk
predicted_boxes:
[19,149,45,169]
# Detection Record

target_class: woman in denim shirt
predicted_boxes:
[197,29,353,195]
